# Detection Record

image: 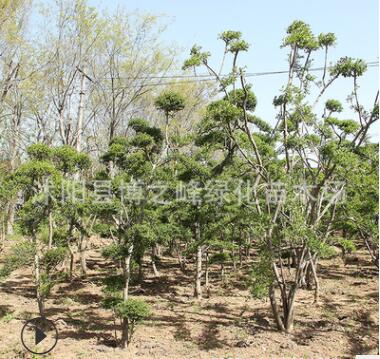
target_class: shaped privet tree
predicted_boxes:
[334,143,379,267]
[178,100,262,298]
[183,23,378,332]
[1,144,92,314]
[171,151,217,299]
[99,107,184,347]
[5,144,64,316]
[49,145,92,280]
[98,94,185,347]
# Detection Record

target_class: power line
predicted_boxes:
[94,61,379,88]
[92,61,379,81]
[5,60,378,87]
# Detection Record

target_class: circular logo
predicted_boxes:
[21,317,58,355]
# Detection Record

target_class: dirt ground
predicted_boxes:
[0,242,378,359]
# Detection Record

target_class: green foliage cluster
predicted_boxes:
[115,298,151,322]
[330,57,367,78]
[0,241,35,279]
[155,91,185,118]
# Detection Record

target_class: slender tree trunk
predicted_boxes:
[7,109,20,236]
[291,250,297,268]
[0,215,5,252]
[34,240,45,317]
[48,211,53,249]
[120,319,129,348]
[232,246,236,270]
[309,256,320,303]
[68,247,75,281]
[194,245,202,299]
[120,244,134,348]
[284,286,297,332]
[122,245,133,301]
[205,249,210,297]
[76,69,86,152]
[6,201,15,236]
[151,244,160,277]
[304,262,312,289]
[269,284,297,333]
[79,234,88,277]
[168,239,175,256]
[137,257,144,283]
[177,249,186,272]
[269,285,285,332]
[221,263,225,283]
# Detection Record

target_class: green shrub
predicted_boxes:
[102,275,124,294]
[0,241,35,279]
[102,244,129,261]
[338,238,356,255]
[101,295,123,310]
[116,298,150,323]
[42,247,67,272]
[115,298,151,346]
[209,252,231,264]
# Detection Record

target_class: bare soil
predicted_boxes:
[0,242,378,359]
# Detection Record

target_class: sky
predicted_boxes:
[88,0,379,138]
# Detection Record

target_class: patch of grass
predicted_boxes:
[1,312,14,323]
[191,303,202,314]
[69,309,87,319]
[322,310,335,320]
[55,296,77,306]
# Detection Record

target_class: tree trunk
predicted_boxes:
[76,69,86,152]
[0,215,5,252]
[48,211,53,249]
[137,258,144,283]
[309,256,320,303]
[120,244,133,348]
[34,249,45,317]
[122,245,133,300]
[68,246,75,281]
[79,234,88,277]
[269,285,285,331]
[284,286,296,332]
[221,263,225,283]
[232,247,236,270]
[304,262,312,289]
[291,250,297,268]
[269,283,297,333]
[194,245,202,299]
[151,244,160,277]
[176,242,186,272]
[205,250,210,297]
[6,201,15,236]
[120,318,129,348]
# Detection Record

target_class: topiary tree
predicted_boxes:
[101,276,151,348]
[8,144,65,315]
[155,90,185,154]
[334,143,379,267]
[115,298,150,348]
[2,143,92,314]
[183,22,378,333]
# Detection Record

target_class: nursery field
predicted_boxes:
[0,239,378,359]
